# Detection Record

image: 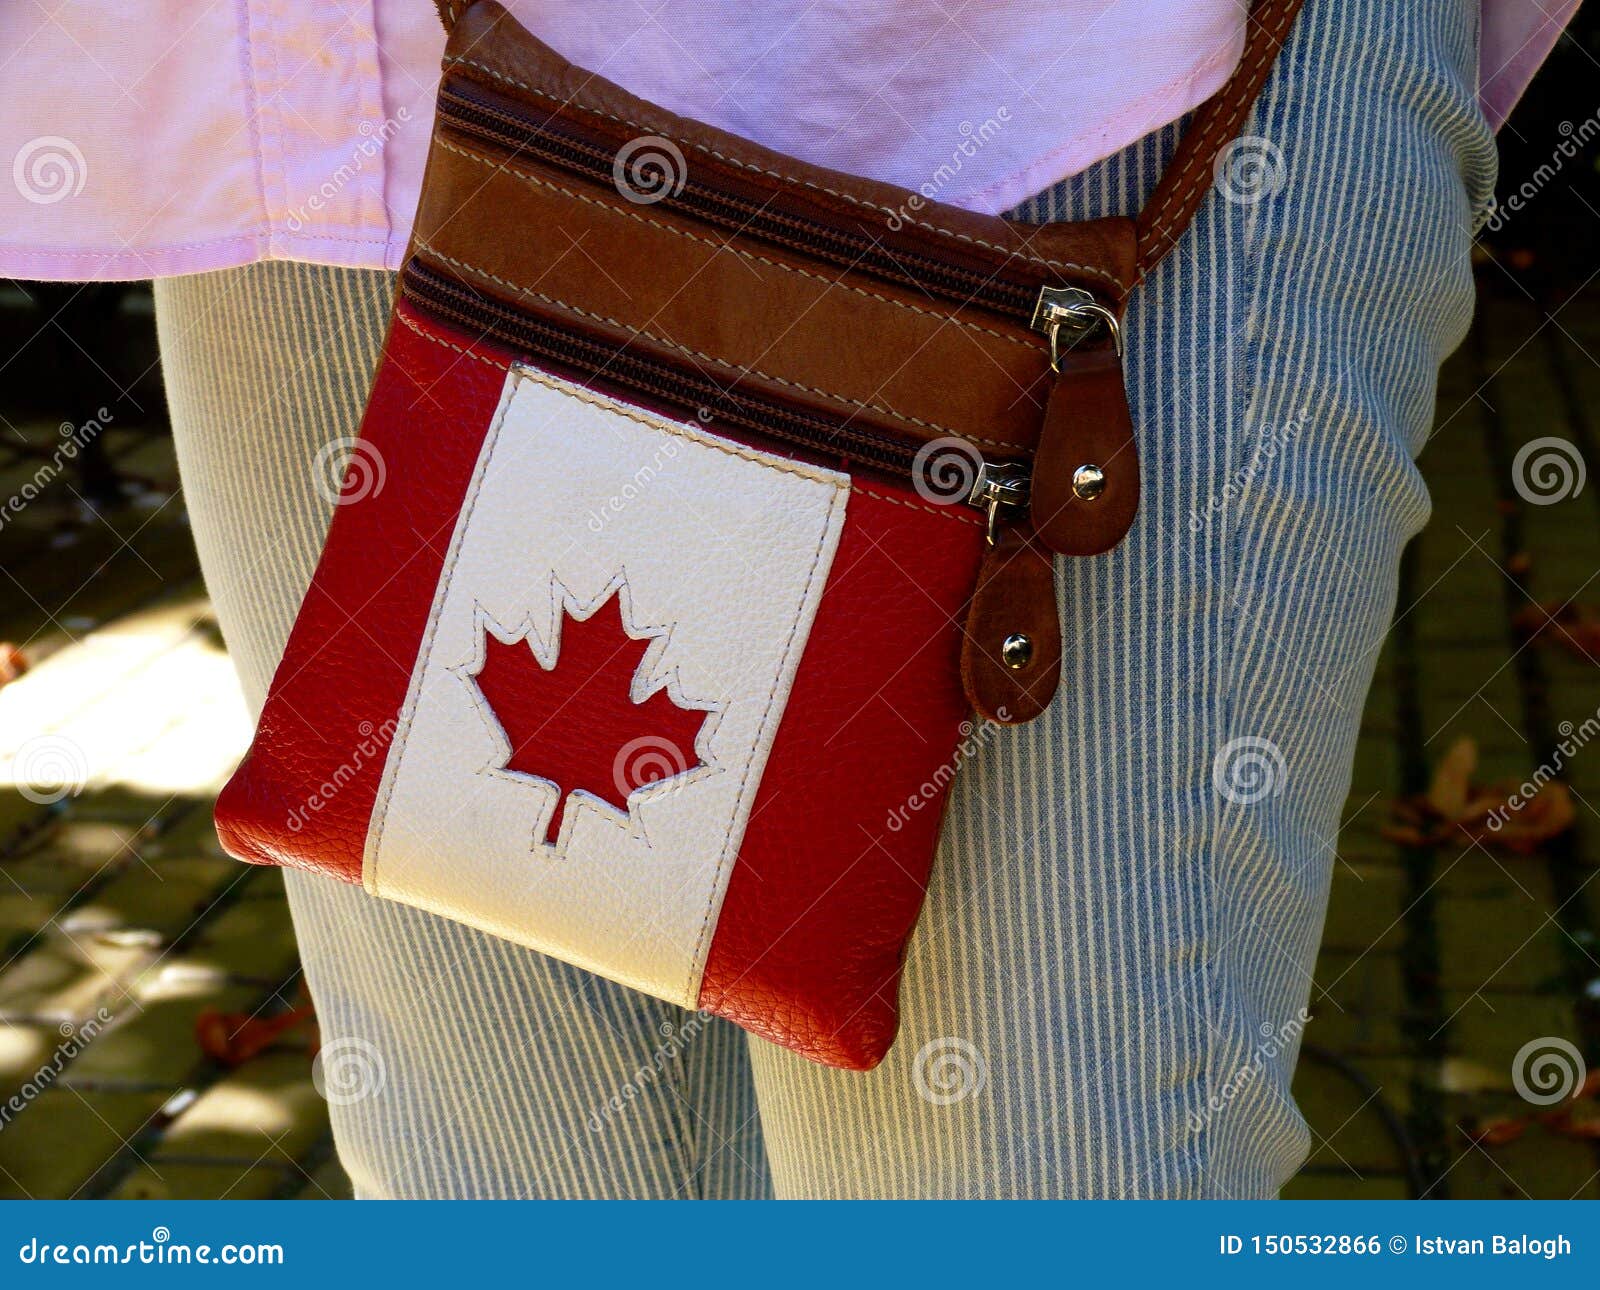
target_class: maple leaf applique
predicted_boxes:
[466,588,713,848]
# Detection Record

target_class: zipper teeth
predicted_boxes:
[436,83,1040,320]
[402,261,931,477]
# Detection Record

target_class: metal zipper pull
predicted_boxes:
[1031,285,1123,372]
[967,460,1030,546]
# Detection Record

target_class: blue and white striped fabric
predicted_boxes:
[153,0,1496,1198]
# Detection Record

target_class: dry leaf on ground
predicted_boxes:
[1382,736,1574,855]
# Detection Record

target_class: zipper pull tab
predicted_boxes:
[960,519,1062,725]
[1027,287,1139,557]
[967,460,1030,546]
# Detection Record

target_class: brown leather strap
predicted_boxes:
[961,523,1063,726]
[434,0,1305,294]
[1132,0,1305,286]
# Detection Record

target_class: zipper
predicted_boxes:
[422,80,1125,540]
[1032,286,1124,371]
[403,259,1025,517]
[965,461,1030,546]
[437,77,1094,329]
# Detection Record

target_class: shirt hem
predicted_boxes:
[0,231,402,283]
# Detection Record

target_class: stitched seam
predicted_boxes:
[1141,2,1294,251]
[1198,2,1285,1195]
[397,310,842,481]
[683,477,850,1002]
[366,368,523,883]
[518,367,844,483]
[233,4,271,265]
[434,138,1046,353]
[414,239,1012,446]
[441,57,1130,294]
[396,309,983,528]
[1141,4,1291,240]
[854,483,982,525]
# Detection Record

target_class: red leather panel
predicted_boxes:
[213,304,511,879]
[219,302,987,1071]
[697,479,985,1069]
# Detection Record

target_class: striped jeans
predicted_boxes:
[154,0,1495,1198]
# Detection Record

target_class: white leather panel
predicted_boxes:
[365,366,850,1007]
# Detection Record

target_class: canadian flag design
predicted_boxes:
[366,361,851,1007]
[217,305,986,1067]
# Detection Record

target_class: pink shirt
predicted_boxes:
[0,1,1576,282]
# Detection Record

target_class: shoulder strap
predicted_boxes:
[1132,0,1304,286]
[432,0,1305,293]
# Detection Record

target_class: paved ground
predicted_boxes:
[1281,280,1600,1199]
[0,277,1596,1200]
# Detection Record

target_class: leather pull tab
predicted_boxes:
[1030,348,1139,557]
[960,524,1062,725]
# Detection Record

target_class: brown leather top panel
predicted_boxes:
[409,1,1139,457]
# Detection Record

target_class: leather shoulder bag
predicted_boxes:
[216,0,1305,1069]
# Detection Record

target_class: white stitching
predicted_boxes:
[395,309,984,528]
[1140,2,1295,252]
[442,56,1130,294]
[433,137,1048,353]
[414,239,1013,447]
[855,484,983,524]
[366,362,524,885]
[683,478,849,1001]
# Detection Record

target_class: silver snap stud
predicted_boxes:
[1072,463,1107,501]
[1001,632,1034,670]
